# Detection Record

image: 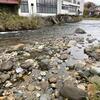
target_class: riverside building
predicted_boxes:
[19,0,84,16]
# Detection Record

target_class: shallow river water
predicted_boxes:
[0,20,100,46]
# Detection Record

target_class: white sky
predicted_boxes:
[85,0,100,5]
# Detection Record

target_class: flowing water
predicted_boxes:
[0,20,100,46]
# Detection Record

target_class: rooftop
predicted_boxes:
[0,0,19,4]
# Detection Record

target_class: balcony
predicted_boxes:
[0,0,19,4]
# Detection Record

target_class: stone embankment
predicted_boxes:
[0,29,100,100]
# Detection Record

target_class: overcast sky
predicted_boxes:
[85,0,100,5]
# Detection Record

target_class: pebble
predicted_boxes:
[27,84,35,91]
[48,75,58,83]
[16,67,24,74]
[5,81,12,88]
[36,93,41,98]
[51,83,56,89]
[40,71,46,76]
[77,84,86,91]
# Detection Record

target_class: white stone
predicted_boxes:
[67,40,77,47]
[5,81,12,87]
[16,67,24,73]
[77,84,86,91]
[40,71,46,76]
[36,93,41,98]
[38,45,44,50]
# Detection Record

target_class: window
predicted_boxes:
[68,5,77,12]
[36,0,57,13]
[77,2,80,5]
[62,4,68,10]
[73,0,76,4]
[20,0,29,13]
[66,0,72,2]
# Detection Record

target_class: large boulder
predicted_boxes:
[60,81,87,100]
[75,28,86,34]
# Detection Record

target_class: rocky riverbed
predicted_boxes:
[0,29,100,100]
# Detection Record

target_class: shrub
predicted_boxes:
[0,11,44,31]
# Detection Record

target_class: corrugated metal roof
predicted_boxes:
[0,0,19,4]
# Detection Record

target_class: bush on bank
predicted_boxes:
[0,11,83,32]
[0,12,44,31]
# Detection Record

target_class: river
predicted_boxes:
[0,20,100,46]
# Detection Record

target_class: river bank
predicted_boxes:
[83,17,100,20]
[0,12,82,32]
[0,27,100,100]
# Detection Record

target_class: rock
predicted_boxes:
[40,71,46,77]
[0,96,6,100]
[21,59,34,69]
[35,86,41,91]
[90,67,100,76]
[41,80,49,92]
[40,94,51,100]
[3,90,15,100]
[0,60,13,71]
[95,48,100,53]
[0,73,10,83]
[90,62,100,75]
[0,25,5,32]
[23,52,30,57]
[59,54,68,60]
[39,59,50,70]
[16,67,24,74]
[68,46,88,60]
[77,84,86,91]
[87,84,96,99]
[60,83,87,100]
[11,44,24,51]
[27,84,35,91]
[51,83,56,89]
[36,93,41,98]
[48,75,58,83]
[38,76,42,81]
[0,89,3,96]
[38,45,45,50]
[75,28,86,34]
[90,76,100,86]
[14,91,24,100]
[5,81,12,88]
[67,40,77,47]
[54,90,60,98]
[86,38,96,43]
[85,46,100,61]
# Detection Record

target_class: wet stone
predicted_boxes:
[75,28,86,34]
